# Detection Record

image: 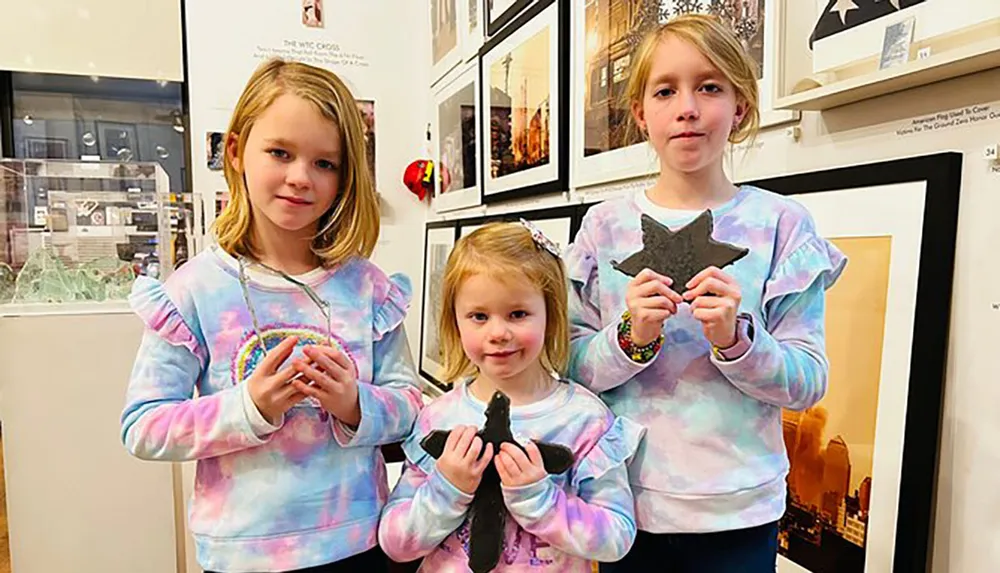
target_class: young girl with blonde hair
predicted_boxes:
[565,14,847,571]
[379,222,644,572]
[121,58,423,573]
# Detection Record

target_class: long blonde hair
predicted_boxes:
[214,58,378,266]
[438,223,569,384]
[625,13,761,146]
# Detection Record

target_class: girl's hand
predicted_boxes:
[495,442,547,488]
[683,266,742,349]
[291,345,362,427]
[247,336,308,425]
[625,269,684,346]
[436,425,494,495]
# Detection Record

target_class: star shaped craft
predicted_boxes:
[611,211,749,289]
[420,391,574,573]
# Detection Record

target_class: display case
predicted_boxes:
[0,159,173,310]
[773,0,1000,111]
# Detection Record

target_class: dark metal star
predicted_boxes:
[420,391,574,573]
[611,211,749,289]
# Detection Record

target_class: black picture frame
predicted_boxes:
[484,0,535,37]
[478,0,569,205]
[419,220,461,392]
[740,152,962,573]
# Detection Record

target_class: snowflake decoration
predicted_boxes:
[733,16,758,43]
[708,0,736,24]
[671,0,704,16]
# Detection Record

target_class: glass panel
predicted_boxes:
[9,72,192,269]
[0,158,173,309]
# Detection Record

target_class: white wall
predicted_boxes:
[0,0,183,81]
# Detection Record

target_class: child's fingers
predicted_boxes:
[464,436,484,464]
[261,336,299,372]
[303,346,352,383]
[500,443,531,472]
[443,426,463,454]
[291,379,322,399]
[452,426,477,458]
[473,443,493,474]
[494,452,515,481]
[525,442,544,468]
[684,276,739,301]
[692,307,727,323]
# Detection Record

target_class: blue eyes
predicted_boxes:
[468,311,529,322]
[267,148,339,171]
[654,84,723,98]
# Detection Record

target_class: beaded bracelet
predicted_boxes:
[617,310,664,364]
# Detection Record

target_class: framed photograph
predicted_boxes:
[302,0,323,28]
[356,99,377,186]
[24,137,69,159]
[432,63,481,213]
[455,204,579,253]
[96,121,139,162]
[431,0,462,85]
[420,222,460,391]
[572,0,800,190]
[206,132,225,171]
[741,152,962,573]
[480,0,569,204]
[485,0,535,37]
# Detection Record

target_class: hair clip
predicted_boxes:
[519,218,561,258]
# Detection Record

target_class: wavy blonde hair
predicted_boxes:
[438,223,569,384]
[625,13,761,146]
[214,58,378,266]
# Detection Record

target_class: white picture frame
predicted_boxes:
[432,62,482,213]
[480,0,568,203]
[431,0,463,86]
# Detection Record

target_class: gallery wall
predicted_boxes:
[419,1,1000,572]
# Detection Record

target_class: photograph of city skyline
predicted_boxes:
[779,236,891,573]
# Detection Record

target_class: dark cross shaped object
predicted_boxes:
[420,390,574,573]
[611,211,749,290]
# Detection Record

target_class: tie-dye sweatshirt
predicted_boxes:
[564,186,846,534]
[120,246,424,572]
[378,380,645,571]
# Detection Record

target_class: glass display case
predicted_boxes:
[0,158,173,310]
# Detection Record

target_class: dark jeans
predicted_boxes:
[601,521,778,573]
[205,545,389,573]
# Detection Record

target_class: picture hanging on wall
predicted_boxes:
[740,152,961,573]
[431,0,462,85]
[432,63,481,213]
[485,0,536,37]
[572,0,799,190]
[480,0,568,204]
[301,0,323,28]
[356,99,377,187]
[420,222,459,390]
[206,132,224,171]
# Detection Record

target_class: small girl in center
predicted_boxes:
[378,222,644,572]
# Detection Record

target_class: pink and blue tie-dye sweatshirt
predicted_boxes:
[565,186,847,534]
[378,380,645,571]
[120,245,424,572]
